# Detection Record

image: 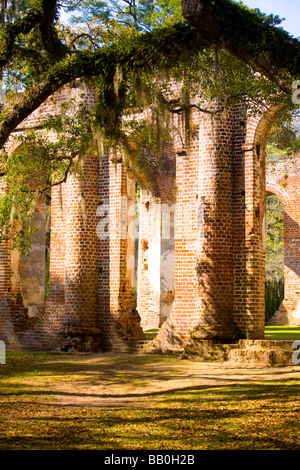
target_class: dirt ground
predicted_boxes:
[13,352,300,409]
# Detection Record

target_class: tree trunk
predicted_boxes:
[181,0,300,94]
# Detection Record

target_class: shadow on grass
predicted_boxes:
[0,381,299,450]
[0,350,179,378]
[1,374,299,406]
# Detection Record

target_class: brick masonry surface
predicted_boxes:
[0,85,298,353]
[266,154,300,326]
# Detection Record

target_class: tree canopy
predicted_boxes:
[64,0,184,31]
[0,0,298,149]
[182,0,300,94]
[0,0,300,251]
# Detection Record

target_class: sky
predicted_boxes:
[233,0,300,38]
[61,1,300,38]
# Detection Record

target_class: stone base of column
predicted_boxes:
[183,339,238,362]
[113,308,145,343]
[181,320,241,361]
[108,309,146,354]
[190,319,241,343]
[267,301,300,327]
[152,315,242,354]
[58,325,102,352]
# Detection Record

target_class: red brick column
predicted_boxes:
[192,108,238,340]
[154,107,239,351]
[0,240,12,341]
[233,108,266,339]
[43,184,67,344]
[97,155,110,347]
[155,142,200,350]
[98,157,143,350]
[11,153,101,351]
[62,154,101,350]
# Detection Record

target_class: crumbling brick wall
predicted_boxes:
[0,84,292,353]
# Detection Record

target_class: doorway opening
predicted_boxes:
[265,194,284,322]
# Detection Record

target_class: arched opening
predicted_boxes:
[265,193,284,322]
[264,109,300,328]
[231,103,291,340]
[134,147,176,336]
[8,143,49,325]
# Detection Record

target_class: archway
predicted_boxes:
[264,192,284,322]
[233,104,290,338]
[265,153,300,326]
[4,143,48,332]
[135,145,176,332]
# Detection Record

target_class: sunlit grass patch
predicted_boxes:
[0,349,299,450]
[265,326,300,340]
[0,380,298,450]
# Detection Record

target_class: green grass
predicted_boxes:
[265,326,300,340]
[144,329,159,340]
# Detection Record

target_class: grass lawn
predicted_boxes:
[0,377,298,451]
[265,326,300,340]
[0,338,299,451]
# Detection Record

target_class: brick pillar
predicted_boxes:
[62,154,101,350]
[154,107,239,351]
[98,157,143,350]
[0,241,15,346]
[124,172,138,314]
[97,155,110,348]
[44,184,67,341]
[153,114,199,351]
[233,109,265,339]
[191,107,238,340]
[282,189,300,324]
[110,162,143,349]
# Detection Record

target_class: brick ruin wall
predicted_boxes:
[0,84,297,353]
[266,155,300,326]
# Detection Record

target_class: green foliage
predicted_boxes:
[265,195,285,321]
[206,0,300,82]
[64,0,184,32]
[266,113,300,160]
[0,100,100,253]
[0,0,296,253]
[0,143,48,253]
[236,1,284,29]
[265,279,284,322]
[265,195,284,283]
[0,0,33,22]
